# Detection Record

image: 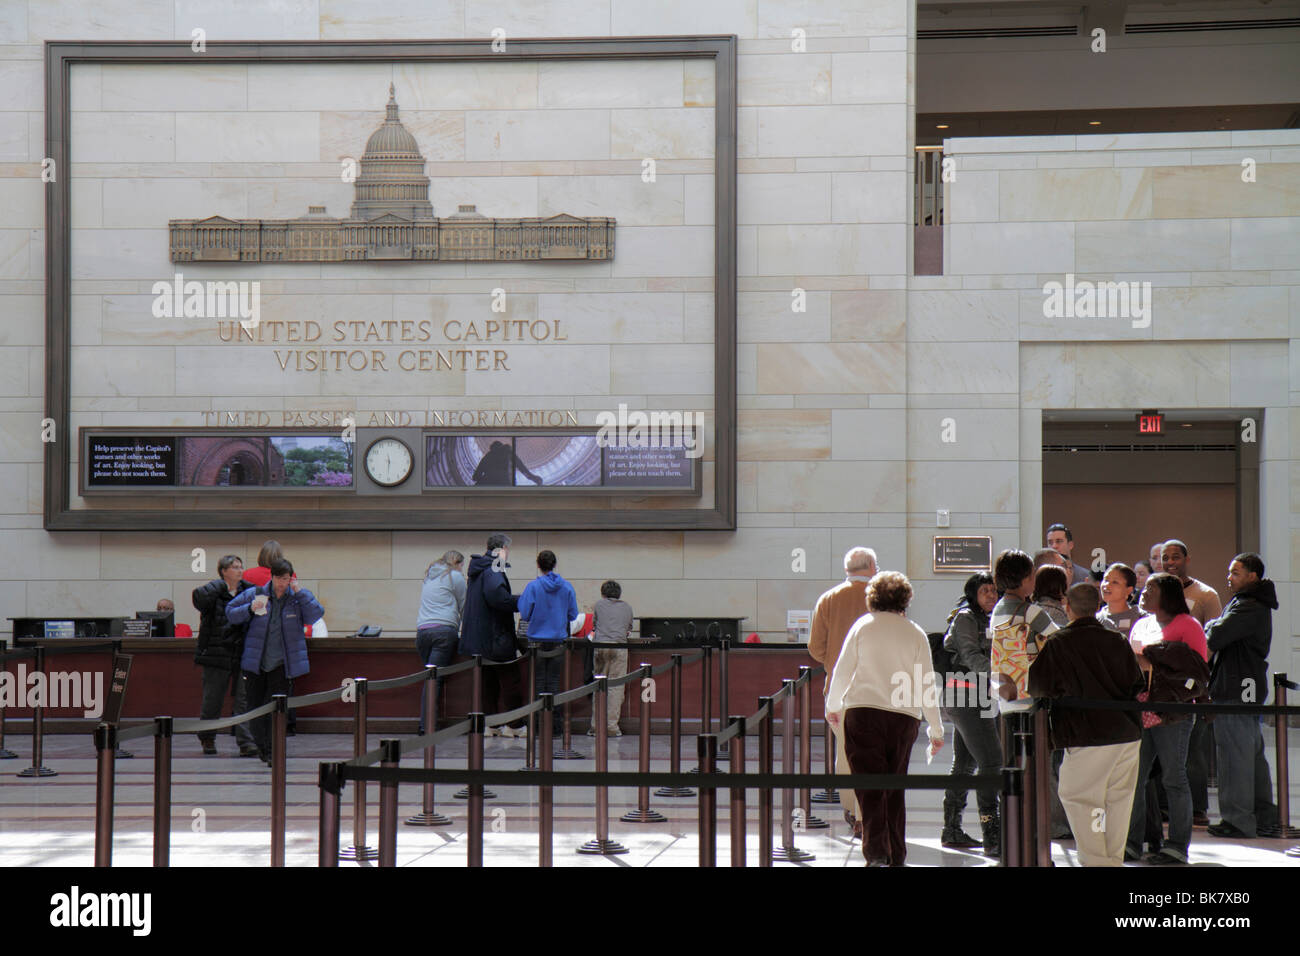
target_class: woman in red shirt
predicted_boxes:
[1124,573,1208,865]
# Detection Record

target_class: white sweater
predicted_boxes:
[825,611,944,742]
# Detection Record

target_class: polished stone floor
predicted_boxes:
[2,731,1298,867]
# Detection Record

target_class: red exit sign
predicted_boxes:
[1137,412,1163,434]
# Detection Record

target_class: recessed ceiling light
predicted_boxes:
[1088,121,1102,126]
[936,124,949,129]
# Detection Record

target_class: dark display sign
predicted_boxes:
[603,444,693,487]
[933,535,994,573]
[104,653,133,725]
[87,437,176,486]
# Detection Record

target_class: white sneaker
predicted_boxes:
[485,726,500,737]
[504,725,528,738]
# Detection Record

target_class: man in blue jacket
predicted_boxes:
[518,550,579,736]
[226,558,324,765]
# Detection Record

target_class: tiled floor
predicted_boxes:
[3,731,1298,867]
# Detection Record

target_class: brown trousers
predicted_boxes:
[844,707,920,866]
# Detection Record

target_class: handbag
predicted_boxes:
[1137,668,1161,728]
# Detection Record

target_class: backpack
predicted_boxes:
[928,631,956,680]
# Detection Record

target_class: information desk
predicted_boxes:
[3,637,820,733]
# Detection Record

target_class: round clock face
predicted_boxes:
[364,437,413,487]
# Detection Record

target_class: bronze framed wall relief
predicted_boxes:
[43,38,738,532]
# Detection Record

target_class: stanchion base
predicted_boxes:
[404,812,453,827]
[620,809,668,823]
[1258,824,1300,839]
[800,815,830,829]
[115,749,134,759]
[810,789,839,803]
[339,845,379,861]
[772,846,816,863]
[654,786,696,797]
[552,748,586,760]
[17,766,56,778]
[0,748,18,759]
[577,838,629,855]
[453,788,497,800]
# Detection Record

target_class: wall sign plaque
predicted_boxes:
[932,536,994,573]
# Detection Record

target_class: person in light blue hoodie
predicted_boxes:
[518,550,579,735]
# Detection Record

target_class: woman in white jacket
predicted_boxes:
[825,571,945,866]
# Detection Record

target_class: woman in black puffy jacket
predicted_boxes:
[192,554,255,756]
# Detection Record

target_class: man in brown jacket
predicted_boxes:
[809,546,877,827]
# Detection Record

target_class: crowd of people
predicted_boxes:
[809,524,1282,867]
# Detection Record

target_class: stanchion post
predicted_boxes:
[94,722,117,867]
[377,738,401,867]
[701,644,713,736]
[1017,712,1036,868]
[812,718,839,804]
[718,640,731,758]
[773,680,814,862]
[578,676,628,855]
[270,695,288,867]
[655,654,694,797]
[407,666,452,827]
[1261,674,1300,838]
[1002,766,1023,868]
[318,762,342,868]
[152,716,172,867]
[562,641,574,751]
[340,676,376,861]
[18,646,56,777]
[0,648,16,758]
[526,644,538,769]
[540,694,554,866]
[1033,706,1051,867]
[797,667,827,828]
[467,712,485,868]
[698,733,717,867]
[622,664,666,823]
[758,697,774,868]
[457,657,498,796]
[728,715,746,867]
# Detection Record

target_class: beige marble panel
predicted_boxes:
[27,0,171,41]
[1019,343,1075,408]
[737,54,830,106]
[70,112,174,163]
[684,60,715,108]
[755,576,841,633]
[70,346,175,397]
[611,0,757,36]
[0,178,41,230]
[610,344,712,394]
[0,348,28,397]
[0,59,40,112]
[396,291,535,328]
[1070,342,1229,407]
[394,62,538,110]
[320,0,464,38]
[907,289,1018,342]
[537,292,684,344]
[0,113,26,162]
[1076,220,1230,272]
[25,580,167,618]
[829,408,905,460]
[465,344,611,396]
[738,289,830,342]
[101,178,249,227]
[1152,165,1300,219]
[830,290,906,342]
[71,179,102,230]
[947,222,1074,275]
[1230,217,1300,272]
[738,172,831,225]
[611,226,713,278]
[101,295,217,345]
[1228,342,1288,407]
[174,0,319,39]
[682,526,831,580]
[1153,285,1289,340]
[241,179,357,220]
[0,1,26,41]
[756,342,905,394]
[175,112,319,163]
[756,460,905,513]
[907,342,1017,394]
[539,60,683,108]
[525,532,685,579]
[322,110,464,163]
[466,109,609,162]
[830,52,907,104]
[464,0,611,36]
[906,408,1020,461]
[2,296,43,346]
[426,177,540,218]
[0,412,44,463]
[71,229,169,281]
[757,224,906,275]
[998,168,1152,221]
[756,104,905,158]
[909,460,1018,513]
[538,175,683,226]
[100,63,247,110]
[738,409,830,460]
[311,577,418,633]
[173,345,323,396]
[0,530,101,580]
[760,0,906,34]
[829,171,908,223]
[610,109,713,161]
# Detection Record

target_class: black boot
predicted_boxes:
[941,804,981,848]
[980,812,1001,858]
